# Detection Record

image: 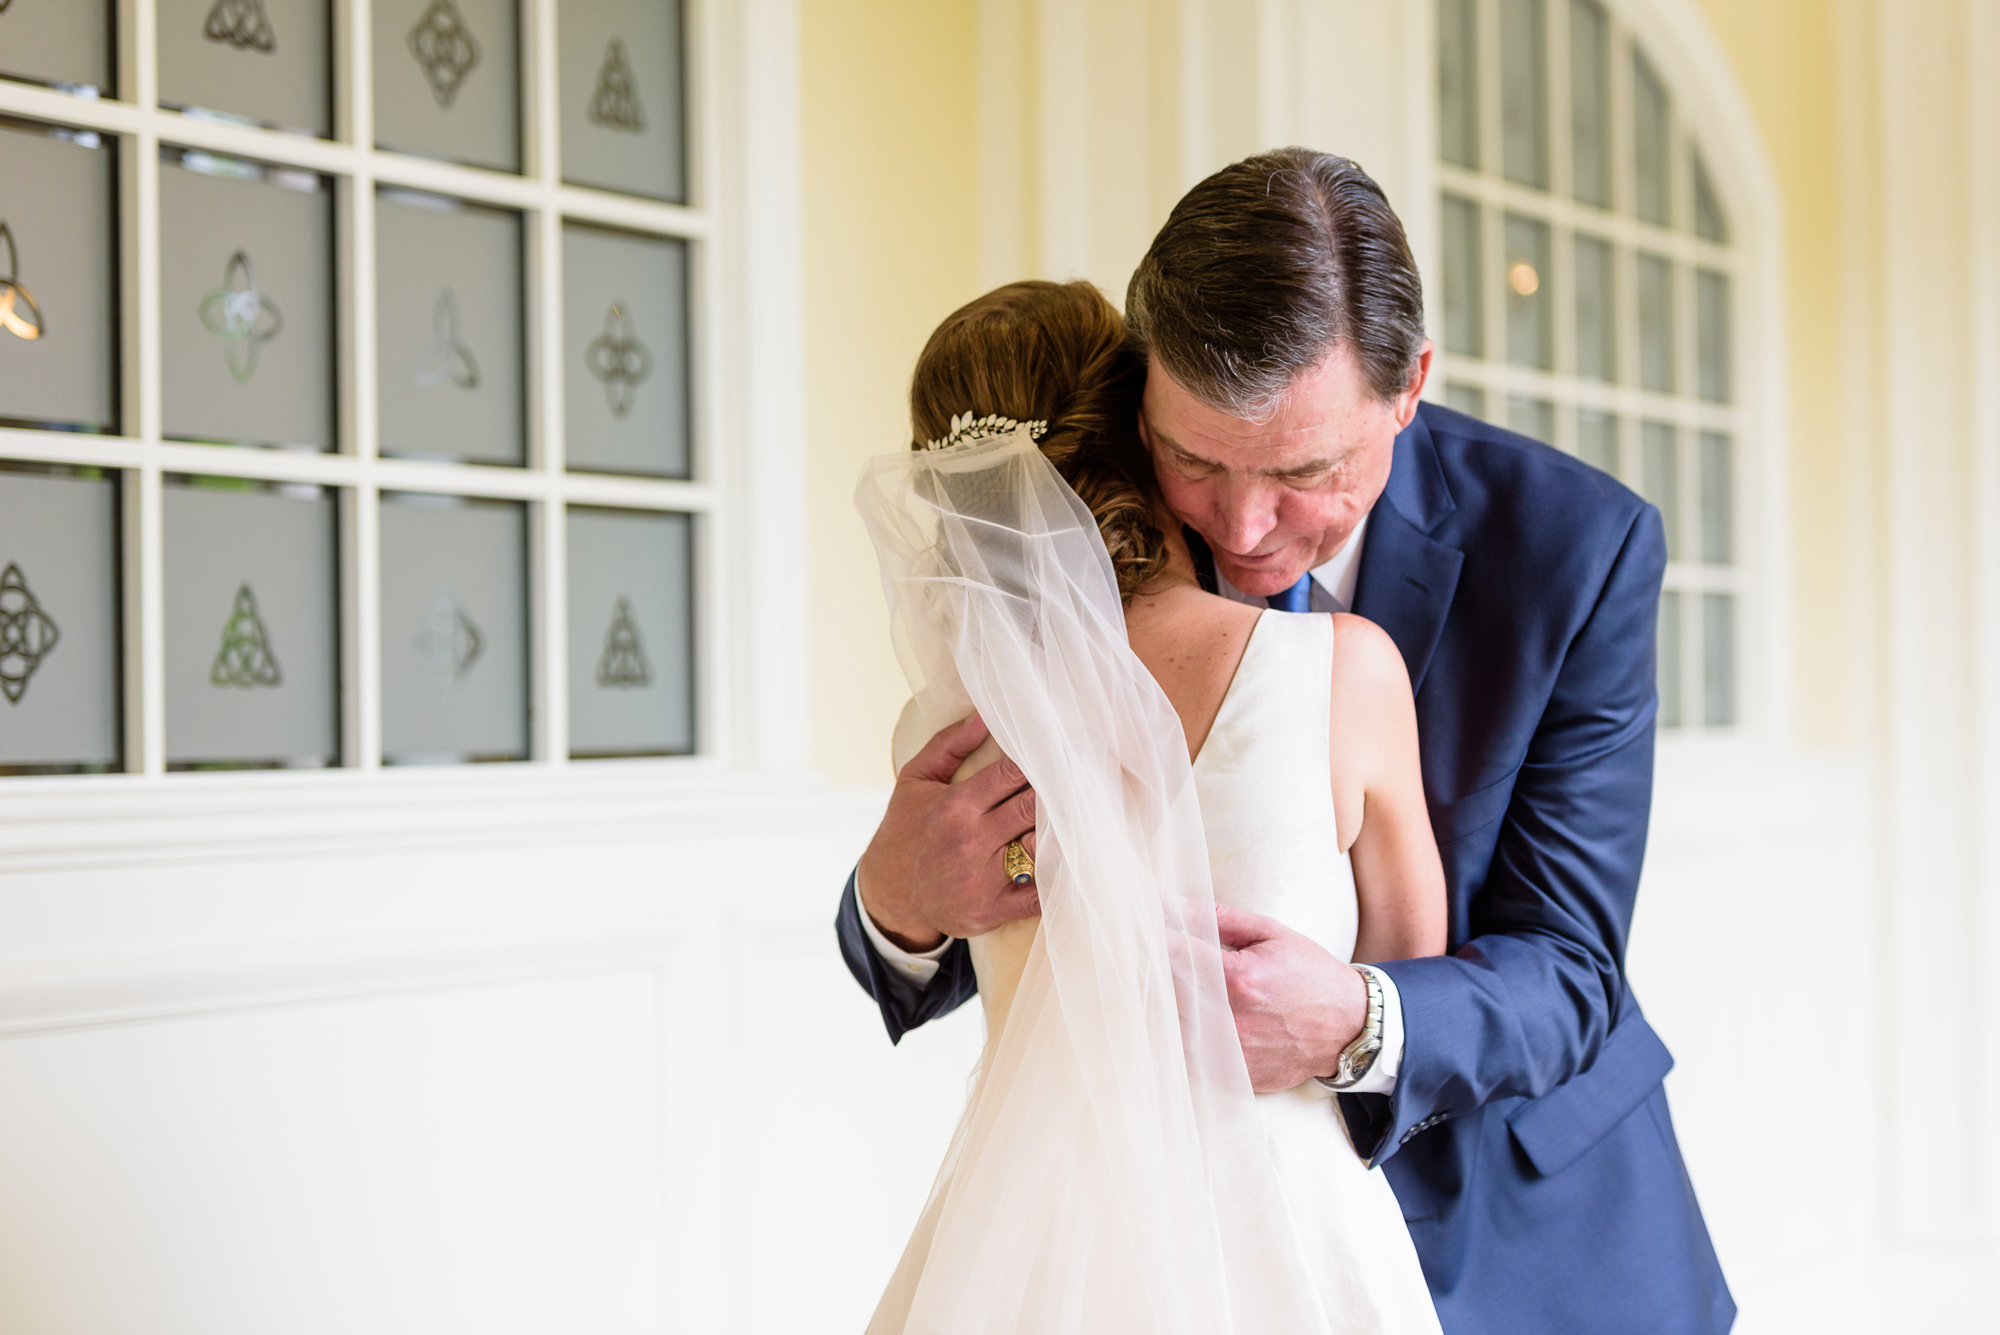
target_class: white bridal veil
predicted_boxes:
[855,428,1334,1334]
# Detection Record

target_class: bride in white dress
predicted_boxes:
[857,281,1445,1334]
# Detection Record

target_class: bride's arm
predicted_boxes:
[1329,614,1447,962]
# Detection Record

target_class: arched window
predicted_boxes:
[1432,0,1742,730]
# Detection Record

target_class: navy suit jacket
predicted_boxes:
[836,403,1733,1334]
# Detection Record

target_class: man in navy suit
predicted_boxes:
[837,148,1732,1334]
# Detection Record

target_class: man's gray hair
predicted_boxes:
[1125,148,1427,418]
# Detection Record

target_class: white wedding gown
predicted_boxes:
[857,429,1439,1334]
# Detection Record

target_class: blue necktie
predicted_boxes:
[1267,574,1313,613]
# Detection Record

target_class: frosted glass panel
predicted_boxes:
[0,467,119,772]
[379,495,527,763]
[1576,408,1617,474]
[563,223,690,477]
[1574,233,1615,383]
[376,190,523,464]
[160,150,334,450]
[1699,431,1733,564]
[0,0,113,92]
[1636,252,1675,392]
[1657,590,1681,727]
[1507,395,1554,445]
[567,508,693,757]
[1633,48,1671,226]
[1568,0,1609,207]
[1693,151,1728,242]
[1641,421,1679,560]
[375,0,520,172]
[1702,593,1735,726]
[1696,268,1730,402]
[1441,194,1483,357]
[559,0,686,202]
[164,480,338,767]
[1438,0,1479,170]
[1499,0,1547,189]
[0,120,117,432]
[1504,213,1552,369]
[1442,382,1486,420]
[158,0,331,137]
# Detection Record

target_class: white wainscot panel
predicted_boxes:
[734,915,982,1333]
[0,970,665,1335]
[1629,742,1878,1335]
[0,771,992,1333]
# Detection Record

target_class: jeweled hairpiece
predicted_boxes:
[922,411,1049,452]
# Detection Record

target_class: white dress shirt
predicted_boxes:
[857,512,1408,1097]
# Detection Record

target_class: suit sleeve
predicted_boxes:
[1350,504,1666,1164]
[835,869,979,1043]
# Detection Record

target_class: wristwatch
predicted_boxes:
[1325,964,1386,1090]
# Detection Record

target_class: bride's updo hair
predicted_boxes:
[909,280,1168,602]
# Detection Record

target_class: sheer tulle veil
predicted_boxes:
[854,428,1335,1333]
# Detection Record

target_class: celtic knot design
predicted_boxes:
[415,585,483,695]
[0,221,45,343]
[584,302,652,419]
[198,250,284,385]
[413,288,480,390]
[0,562,60,706]
[588,38,645,133]
[596,598,651,689]
[203,0,277,53]
[210,583,282,689]
[408,0,481,108]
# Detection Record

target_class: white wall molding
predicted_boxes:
[1875,0,1986,1248]
[718,0,811,775]
[1969,0,2000,1264]
[976,0,1037,288]
[1032,0,1092,281]
[0,767,877,875]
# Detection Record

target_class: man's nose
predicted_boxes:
[1212,477,1281,553]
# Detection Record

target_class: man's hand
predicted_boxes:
[856,714,1041,952]
[1215,902,1368,1093]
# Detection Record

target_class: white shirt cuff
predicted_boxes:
[1317,963,1406,1096]
[855,870,952,988]
[1345,964,1405,1095]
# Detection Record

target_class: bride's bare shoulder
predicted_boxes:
[1125,586,1261,759]
[1327,611,1411,700]
[1124,584,1260,663]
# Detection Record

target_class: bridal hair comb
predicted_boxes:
[922,411,1049,452]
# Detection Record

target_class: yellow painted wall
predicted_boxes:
[1693,0,1851,746]
[800,0,983,785]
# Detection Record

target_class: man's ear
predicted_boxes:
[1394,341,1434,429]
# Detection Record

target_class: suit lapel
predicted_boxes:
[1351,409,1463,695]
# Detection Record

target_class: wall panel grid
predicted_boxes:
[0,0,717,777]
[1428,0,1747,732]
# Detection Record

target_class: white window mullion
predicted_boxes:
[127,0,165,775]
[526,0,559,186]
[526,0,566,765]
[339,0,379,769]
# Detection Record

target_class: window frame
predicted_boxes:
[1425,0,1767,737]
[0,0,800,788]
